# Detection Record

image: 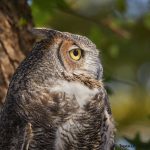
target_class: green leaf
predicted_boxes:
[125,133,150,150]
[116,0,126,12]
[18,17,27,27]
[31,0,70,26]
[143,14,150,29]
[109,45,119,58]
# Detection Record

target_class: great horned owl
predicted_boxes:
[0,29,115,150]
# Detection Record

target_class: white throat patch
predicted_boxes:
[51,80,98,108]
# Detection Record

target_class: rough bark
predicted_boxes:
[0,0,35,107]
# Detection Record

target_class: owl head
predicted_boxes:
[31,28,103,81]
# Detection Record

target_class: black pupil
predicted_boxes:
[73,49,79,56]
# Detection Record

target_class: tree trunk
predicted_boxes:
[0,0,35,107]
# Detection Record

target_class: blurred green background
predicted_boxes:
[30,0,150,149]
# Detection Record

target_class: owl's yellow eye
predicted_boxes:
[69,49,82,61]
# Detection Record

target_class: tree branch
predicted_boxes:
[60,9,130,39]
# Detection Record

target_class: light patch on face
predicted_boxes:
[50,80,99,108]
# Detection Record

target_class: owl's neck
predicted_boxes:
[51,79,99,108]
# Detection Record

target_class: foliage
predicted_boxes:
[125,133,150,150]
[31,0,70,26]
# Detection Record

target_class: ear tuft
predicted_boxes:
[31,28,57,40]
[31,28,51,39]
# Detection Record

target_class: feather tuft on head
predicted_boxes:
[31,28,59,40]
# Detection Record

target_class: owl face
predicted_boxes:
[33,29,103,80]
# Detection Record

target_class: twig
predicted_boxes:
[60,9,130,39]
